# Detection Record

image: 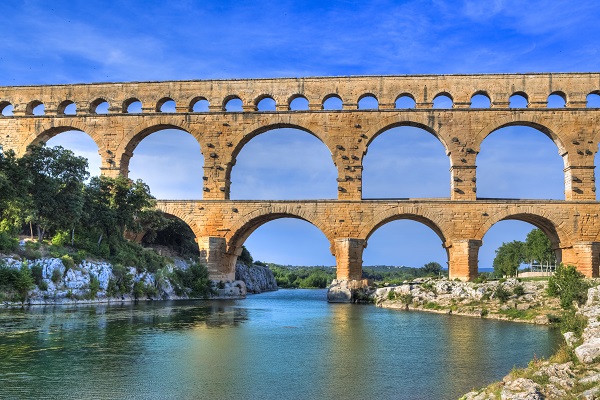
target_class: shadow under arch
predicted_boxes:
[226,123,336,199]
[154,202,201,238]
[119,122,202,175]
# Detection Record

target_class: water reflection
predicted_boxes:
[0,291,560,400]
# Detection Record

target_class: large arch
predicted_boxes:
[362,120,450,199]
[477,124,565,199]
[123,123,204,199]
[154,203,201,238]
[227,124,337,200]
[474,116,566,155]
[360,209,449,245]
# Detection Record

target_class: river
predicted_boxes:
[0,289,561,400]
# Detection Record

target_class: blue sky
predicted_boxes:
[2,0,600,269]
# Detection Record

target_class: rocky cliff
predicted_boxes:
[235,263,278,294]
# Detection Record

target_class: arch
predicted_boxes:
[124,123,204,199]
[475,209,569,250]
[23,123,101,153]
[322,94,343,110]
[90,98,109,114]
[223,95,243,112]
[0,101,12,116]
[255,95,276,111]
[475,116,566,155]
[154,203,202,239]
[57,100,76,116]
[432,92,453,108]
[228,125,337,200]
[394,93,416,109]
[509,92,529,108]
[156,97,176,113]
[122,121,199,158]
[547,91,566,108]
[26,100,44,116]
[470,91,491,108]
[190,96,209,112]
[357,93,379,110]
[587,91,600,108]
[225,208,333,256]
[289,95,309,111]
[360,209,449,245]
[364,116,450,154]
[123,98,142,113]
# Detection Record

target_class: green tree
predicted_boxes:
[0,149,30,233]
[20,143,88,240]
[547,264,589,309]
[423,261,442,275]
[493,240,525,277]
[524,228,556,268]
[239,246,253,266]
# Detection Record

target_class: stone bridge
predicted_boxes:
[1,73,600,281]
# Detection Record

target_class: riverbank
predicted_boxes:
[462,283,600,399]
[374,278,566,325]
[0,254,277,306]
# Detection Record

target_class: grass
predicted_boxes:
[497,308,538,320]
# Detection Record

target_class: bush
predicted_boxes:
[513,284,525,297]
[31,264,44,286]
[51,267,62,284]
[547,264,589,309]
[170,262,211,298]
[494,285,511,303]
[38,280,48,291]
[559,309,588,337]
[61,255,76,272]
[112,264,134,294]
[133,280,145,299]
[51,231,70,247]
[88,274,100,299]
[0,263,35,302]
[0,232,18,253]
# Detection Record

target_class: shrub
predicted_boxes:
[398,293,413,305]
[559,309,588,337]
[170,262,211,298]
[31,264,44,286]
[88,274,100,299]
[0,232,18,253]
[547,264,589,309]
[133,280,145,299]
[106,278,118,298]
[112,264,134,294]
[60,255,76,272]
[38,280,48,291]
[387,290,396,301]
[51,267,62,284]
[494,285,511,303]
[51,231,70,247]
[513,284,525,297]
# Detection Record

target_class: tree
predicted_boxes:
[19,143,88,240]
[423,261,442,275]
[493,240,525,277]
[547,264,589,309]
[524,228,556,269]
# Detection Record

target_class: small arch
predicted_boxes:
[432,93,453,109]
[190,97,209,112]
[586,92,600,108]
[26,100,44,116]
[470,92,491,108]
[547,92,566,108]
[358,94,379,110]
[123,98,142,113]
[395,94,416,109]
[157,97,176,113]
[289,95,309,111]
[90,98,109,114]
[256,96,276,111]
[509,92,529,108]
[57,100,76,116]
[322,94,343,110]
[0,101,13,116]
[224,95,243,112]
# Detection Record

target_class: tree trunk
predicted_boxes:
[71,227,75,246]
[29,222,33,240]
[97,233,103,248]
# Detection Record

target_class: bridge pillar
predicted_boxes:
[450,166,477,200]
[197,236,236,281]
[565,165,596,200]
[333,238,365,280]
[446,239,482,281]
[560,242,600,277]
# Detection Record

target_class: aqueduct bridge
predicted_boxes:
[2,73,600,282]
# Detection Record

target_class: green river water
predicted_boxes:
[0,289,561,400]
